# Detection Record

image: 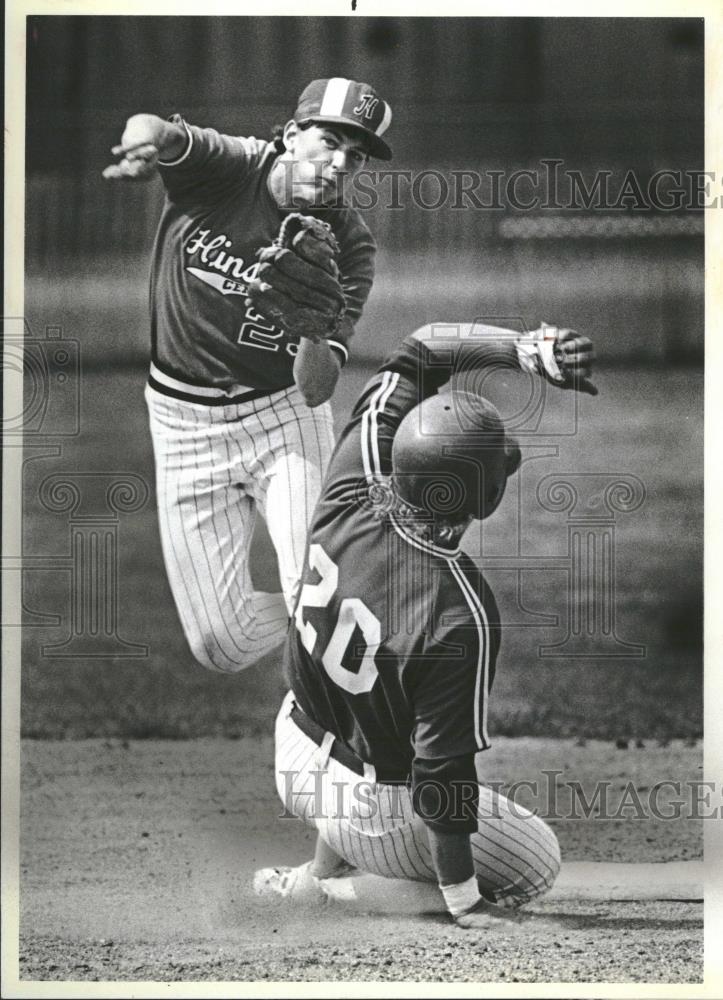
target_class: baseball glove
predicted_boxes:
[245,214,346,343]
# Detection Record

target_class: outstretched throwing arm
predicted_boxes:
[102,114,188,181]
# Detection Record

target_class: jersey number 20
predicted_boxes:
[294,544,380,695]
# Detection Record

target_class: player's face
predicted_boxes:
[283,122,369,206]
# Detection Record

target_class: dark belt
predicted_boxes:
[289,703,409,785]
[148,373,279,407]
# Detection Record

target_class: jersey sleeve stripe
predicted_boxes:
[360,370,399,481]
[361,372,399,480]
[361,377,388,479]
[327,340,349,365]
[371,373,400,474]
[158,119,194,166]
[448,561,490,750]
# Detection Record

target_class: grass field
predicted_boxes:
[18,353,702,741]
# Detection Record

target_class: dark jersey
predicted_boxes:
[285,335,502,825]
[151,117,376,392]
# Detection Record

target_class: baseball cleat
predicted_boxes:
[253,862,329,903]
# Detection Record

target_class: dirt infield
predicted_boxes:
[14,736,703,985]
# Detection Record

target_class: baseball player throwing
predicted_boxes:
[255,320,596,926]
[103,78,392,672]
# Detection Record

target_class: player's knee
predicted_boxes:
[184,626,269,674]
[528,818,562,899]
[543,822,562,886]
[185,632,235,673]
[493,814,562,908]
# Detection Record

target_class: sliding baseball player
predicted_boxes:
[256,320,596,925]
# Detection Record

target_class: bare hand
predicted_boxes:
[552,327,598,396]
[102,141,160,182]
[454,897,525,929]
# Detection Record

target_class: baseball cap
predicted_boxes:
[294,78,393,160]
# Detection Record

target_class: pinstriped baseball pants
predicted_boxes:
[145,384,335,673]
[275,692,561,905]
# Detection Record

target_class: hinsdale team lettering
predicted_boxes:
[184,228,259,284]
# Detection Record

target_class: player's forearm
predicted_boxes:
[378,323,522,397]
[411,322,526,375]
[406,322,598,396]
[427,827,476,886]
[428,827,497,922]
[293,338,341,407]
[123,113,188,160]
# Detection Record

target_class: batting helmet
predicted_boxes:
[391,391,520,521]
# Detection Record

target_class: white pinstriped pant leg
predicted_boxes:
[145,385,289,673]
[470,786,561,907]
[252,393,335,614]
[275,697,561,906]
